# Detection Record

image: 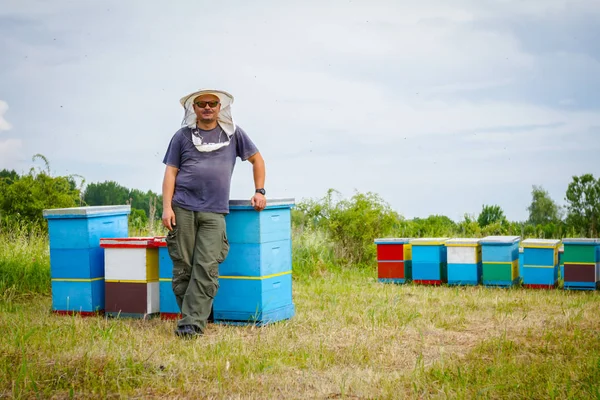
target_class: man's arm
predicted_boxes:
[162,165,179,230]
[247,152,266,211]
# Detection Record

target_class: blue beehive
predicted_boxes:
[446,238,482,285]
[43,205,130,315]
[409,238,448,285]
[480,236,521,287]
[213,199,295,325]
[154,237,180,319]
[521,239,560,288]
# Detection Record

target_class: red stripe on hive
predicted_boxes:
[523,284,557,290]
[100,237,157,248]
[153,236,167,247]
[413,279,443,286]
[52,310,103,317]
[160,313,181,320]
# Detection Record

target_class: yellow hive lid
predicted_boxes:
[480,235,521,245]
[445,238,481,246]
[522,239,561,248]
[409,238,448,245]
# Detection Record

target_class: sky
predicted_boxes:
[1,0,599,221]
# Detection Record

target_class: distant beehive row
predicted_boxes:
[43,200,296,324]
[375,236,600,290]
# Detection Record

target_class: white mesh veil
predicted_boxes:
[179,89,236,152]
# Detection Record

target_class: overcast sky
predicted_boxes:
[1,0,599,221]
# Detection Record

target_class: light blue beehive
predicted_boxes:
[154,237,180,318]
[446,238,482,285]
[521,239,560,287]
[43,205,130,314]
[409,238,448,284]
[214,198,295,325]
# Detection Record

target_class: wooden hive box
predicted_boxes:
[480,236,521,288]
[374,238,412,284]
[42,205,131,315]
[152,237,181,320]
[446,238,482,286]
[100,237,159,318]
[522,239,560,289]
[409,238,448,285]
[562,238,600,291]
[212,199,296,325]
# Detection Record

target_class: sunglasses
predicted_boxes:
[194,101,220,108]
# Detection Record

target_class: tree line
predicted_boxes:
[1,156,599,244]
[0,155,162,231]
[290,176,599,266]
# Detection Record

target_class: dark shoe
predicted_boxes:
[174,325,202,338]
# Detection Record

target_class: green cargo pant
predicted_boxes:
[165,206,229,333]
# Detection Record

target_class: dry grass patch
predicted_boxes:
[1,268,599,399]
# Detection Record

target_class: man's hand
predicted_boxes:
[247,152,266,211]
[162,207,176,231]
[251,193,266,211]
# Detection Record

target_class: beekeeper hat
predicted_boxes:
[180,88,236,137]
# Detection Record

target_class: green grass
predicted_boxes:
[1,229,600,398]
[0,225,50,295]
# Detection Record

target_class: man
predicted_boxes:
[162,88,266,338]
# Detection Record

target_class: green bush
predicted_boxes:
[295,189,401,267]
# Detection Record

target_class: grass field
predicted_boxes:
[1,229,600,398]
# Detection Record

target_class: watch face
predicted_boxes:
[256,189,266,195]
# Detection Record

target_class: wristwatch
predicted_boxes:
[255,188,266,195]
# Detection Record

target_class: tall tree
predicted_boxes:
[0,169,19,184]
[0,172,80,227]
[527,185,561,225]
[477,204,507,228]
[565,174,600,237]
[83,181,130,206]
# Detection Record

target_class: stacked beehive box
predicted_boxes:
[374,238,412,283]
[212,199,296,325]
[409,238,448,285]
[43,206,130,315]
[100,237,159,318]
[446,238,482,285]
[153,237,181,319]
[521,239,560,288]
[562,238,600,290]
[480,236,521,287]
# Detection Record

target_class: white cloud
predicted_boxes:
[0,101,11,131]
[1,0,599,221]
[0,138,22,169]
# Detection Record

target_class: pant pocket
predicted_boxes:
[216,231,230,264]
[172,263,191,297]
[205,281,219,299]
[166,228,183,262]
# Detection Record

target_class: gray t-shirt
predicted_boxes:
[162,125,258,214]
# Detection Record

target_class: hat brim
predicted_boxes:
[180,89,234,109]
